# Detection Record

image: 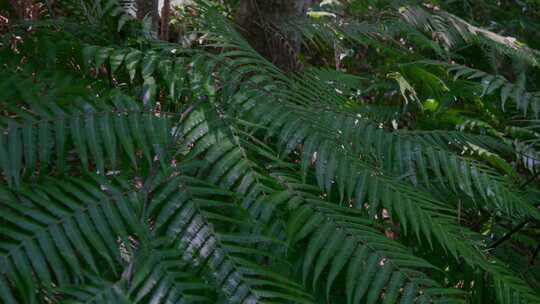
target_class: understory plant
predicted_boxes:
[1,0,539,303]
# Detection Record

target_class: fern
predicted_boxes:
[0,176,137,302]
[420,60,540,118]
[2,0,540,303]
[398,5,540,67]
[277,171,466,303]
[0,96,175,187]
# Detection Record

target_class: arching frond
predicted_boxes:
[399,6,540,67]
[278,172,466,304]
[0,175,139,302]
[2,0,540,303]
[188,9,540,301]
[420,60,540,118]
[148,173,313,303]
[0,97,175,187]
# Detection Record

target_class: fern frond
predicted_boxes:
[0,175,138,302]
[57,241,215,303]
[126,240,216,303]
[148,173,313,303]
[3,1,540,303]
[188,11,540,301]
[276,172,466,303]
[421,60,540,118]
[240,69,537,223]
[264,64,537,221]
[0,96,176,187]
[399,6,540,67]
[179,106,287,232]
[56,0,133,31]
[57,275,132,304]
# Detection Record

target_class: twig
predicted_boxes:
[487,220,529,249]
[519,171,540,190]
[531,243,540,265]
[488,171,540,249]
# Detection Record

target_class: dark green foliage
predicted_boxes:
[1,0,540,303]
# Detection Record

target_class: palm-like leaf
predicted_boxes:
[2,0,540,303]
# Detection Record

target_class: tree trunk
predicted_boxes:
[8,0,39,20]
[236,0,312,72]
[136,0,159,31]
[160,0,171,41]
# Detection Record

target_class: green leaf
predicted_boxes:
[38,120,51,175]
[84,111,104,174]
[70,114,89,170]
[352,253,379,304]
[325,237,355,298]
[109,49,126,73]
[382,272,405,304]
[500,83,513,111]
[142,77,156,108]
[95,47,112,70]
[312,231,345,288]
[366,262,393,304]
[8,122,22,187]
[302,221,333,284]
[125,50,142,82]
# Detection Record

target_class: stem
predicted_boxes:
[531,243,540,265]
[160,0,170,41]
[519,171,540,190]
[489,171,540,250]
[488,220,529,249]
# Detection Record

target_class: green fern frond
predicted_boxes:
[420,60,540,117]
[277,172,466,303]
[0,175,138,302]
[0,96,177,187]
[56,0,133,31]
[149,173,313,303]
[57,274,133,304]
[399,6,540,67]
[125,241,216,303]
[188,12,540,301]
[2,1,540,303]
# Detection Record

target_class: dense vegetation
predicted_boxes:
[1,0,540,303]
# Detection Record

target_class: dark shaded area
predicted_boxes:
[235,0,312,71]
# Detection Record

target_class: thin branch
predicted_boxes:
[531,243,540,265]
[489,171,540,249]
[519,171,540,190]
[488,220,529,249]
